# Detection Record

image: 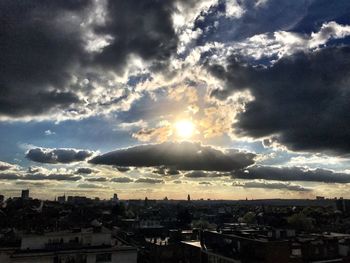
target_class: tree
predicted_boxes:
[287,213,313,231]
[242,212,256,224]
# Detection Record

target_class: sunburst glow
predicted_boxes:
[175,120,195,139]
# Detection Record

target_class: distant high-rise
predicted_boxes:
[187,194,191,201]
[57,194,66,204]
[21,189,29,200]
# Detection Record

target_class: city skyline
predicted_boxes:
[1,0,350,200]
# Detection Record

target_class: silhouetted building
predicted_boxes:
[0,227,137,263]
[21,189,29,200]
[57,194,66,204]
[67,195,91,205]
[336,198,350,213]
[112,193,119,202]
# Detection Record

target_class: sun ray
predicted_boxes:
[175,120,195,139]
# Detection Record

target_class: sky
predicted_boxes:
[1,0,350,200]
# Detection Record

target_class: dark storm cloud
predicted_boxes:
[233,166,350,183]
[232,181,311,192]
[26,148,94,164]
[115,167,130,172]
[111,177,134,183]
[0,0,178,118]
[23,173,82,181]
[89,142,256,171]
[0,173,20,180]
[0,0,90,117]
[0,162,15,171]
[185,171,229,178]
[135,178,164,184]
[167,168,180,175]
[94,0,178,72]
[209,47,350,154]
[76,168,96,174]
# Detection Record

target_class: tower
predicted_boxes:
[21,189,29,200]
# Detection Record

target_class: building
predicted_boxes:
[21,189,29,200]
[67,195,90,205]
[336,198,350,213]
[200,230,291,263]
[112,194,119,203]
[0,227,137,263]
[57,195,66,204]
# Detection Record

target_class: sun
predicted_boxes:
[175,120,195,139]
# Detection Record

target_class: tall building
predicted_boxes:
[187,194,191,202]
[57,194,66,204]
[21,189,29,200]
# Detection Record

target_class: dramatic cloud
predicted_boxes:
[221,22,350,63]
[111,177,134,183]
[0,0,179,120]
[2,0,350,200]
[195,0,350,46]
[23,173,82,181]
[76,168,96,174]
[195,0,309,44]
[232,180,311,192]
[78,183,103,189]
[90,142,256,171]
[0,0,90,118]
[184,171,229,178]
[234,166,350,183]
[26,148,94,164]
[0,161,17,171]
[0,173,20,180]
[115,167,130,172]
[153,166,180,176]
[93,0,178,72]
[0,163,83,182]
[209,47,350,154]
[135,178,164,184]
[86,177,108,182]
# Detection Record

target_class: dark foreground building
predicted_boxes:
[181,229,350,263]
[0,227,137,263]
